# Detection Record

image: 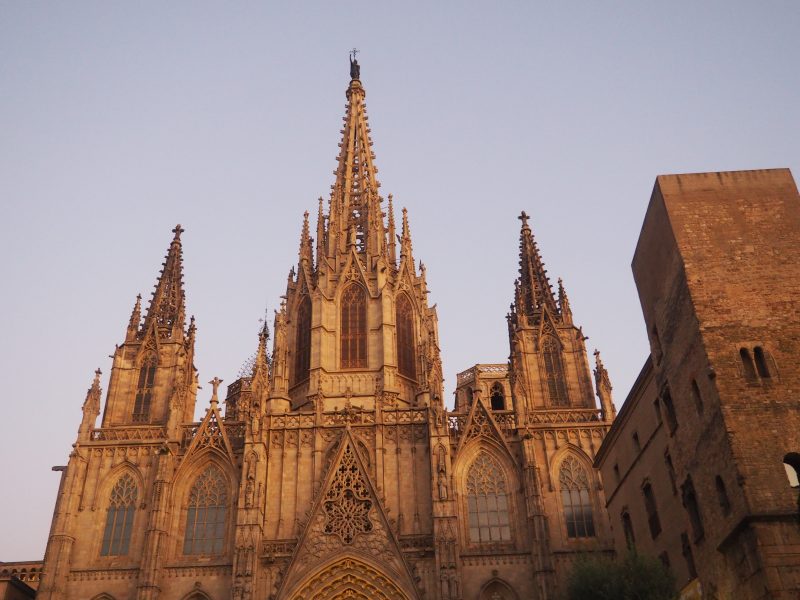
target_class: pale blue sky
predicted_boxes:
[1,2,798,559]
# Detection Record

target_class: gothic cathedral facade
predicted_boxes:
[38,62,617,600]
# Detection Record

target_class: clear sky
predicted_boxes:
[1,2,798,560]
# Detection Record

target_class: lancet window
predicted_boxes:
[543,336,569,407]
[133,355,156,423]
[466,453,511,544]
[183,466,228,555]
[559,456,595,538]
[101,474,137,556]
[293,295,312,385]
[396,294,416,379]
[341,284,367,369]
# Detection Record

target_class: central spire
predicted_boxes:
[325,54,385,259]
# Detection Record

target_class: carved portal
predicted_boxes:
[288,557,409,600]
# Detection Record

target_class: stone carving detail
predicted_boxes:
[322,444,373,544]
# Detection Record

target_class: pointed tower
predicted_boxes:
[266,56,443,414]
[100,225,198,430]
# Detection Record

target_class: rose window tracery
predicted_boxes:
[323,444,373,544]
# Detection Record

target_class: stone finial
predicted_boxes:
[209,377,223,408]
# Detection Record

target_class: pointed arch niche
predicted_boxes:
[479,578,519,600]
[341,284,367,369]
[293,294,312,385]
[542,335,569,407]
[395,293,416,380]
[287,556,410,600]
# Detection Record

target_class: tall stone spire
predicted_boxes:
[326,55,386,258]
[515,212,558,321]
[142,224,186,339]
[126,294,142,341]
[298,210,313,268]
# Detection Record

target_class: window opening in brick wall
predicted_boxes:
[664,450,677,495]
[754,346,771,378]
[643,482,661,539]
[621,510,635,548]
[632,432,641,453]
[739,348,757,382]
[661,385,678,434]
[681,476,704,542]
[715,475,731,516]
[681,532,697,578]
[783,453,800,488]
[650,324,663,364]
[691,379,703,414]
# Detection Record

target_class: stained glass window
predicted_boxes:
[184,466,228,555]
[396,294,416,379]
[341,284,367,369]
[293,295,312,384]
[133,355,156,422]
[466,453,511,543]
[559,456,595,538]
[543,336,569,407]
[101,474,137,556]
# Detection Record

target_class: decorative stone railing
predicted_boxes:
[260,539,298,562]
[456,363,508,385]
[526,409,603,425]
[91,426,166,442]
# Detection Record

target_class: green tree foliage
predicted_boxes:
[565,551,678,600]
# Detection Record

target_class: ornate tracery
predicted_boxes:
[559,456,595,538]
[101,474,137,556]
[341,284,367,369]
[323,444,373,544]
[396,293,416,379]
[183,466,228,555]
[466,453,511,543]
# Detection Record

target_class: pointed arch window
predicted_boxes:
[101,474,137,556]
[293,295,312,385]
[184,466,228,555]
[133,355,156,422]
[341,284,367,369]
[396,294,416,379]
[543,336,569,407]
[559,456,595,538]
[466,453,511,543]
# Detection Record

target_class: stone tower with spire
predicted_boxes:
[38,57,615,600]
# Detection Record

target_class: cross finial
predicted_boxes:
[518,211,530,228]
[349,49,361,80]
[209,377,223,405]
[350,47,359,60]
[172,224,184,241]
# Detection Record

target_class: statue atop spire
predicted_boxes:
[349,48,360,80]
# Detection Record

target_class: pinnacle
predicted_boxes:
[142,224,187,338]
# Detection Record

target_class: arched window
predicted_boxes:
[396,294,416,379]
[466,453,511,544]
[542,336,569,407]
[341,284,367,369]
[559,456,595,538]
[184,466,228,555]
[490,383,505,410]
[101,475,137,556]
[293,295,312,385]
[133,355,156,422]
[754,346,771,378]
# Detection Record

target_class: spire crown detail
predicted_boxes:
[141,225,187,340]
[515,211,558,322]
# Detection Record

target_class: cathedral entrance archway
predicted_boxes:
[286,556,410,600]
